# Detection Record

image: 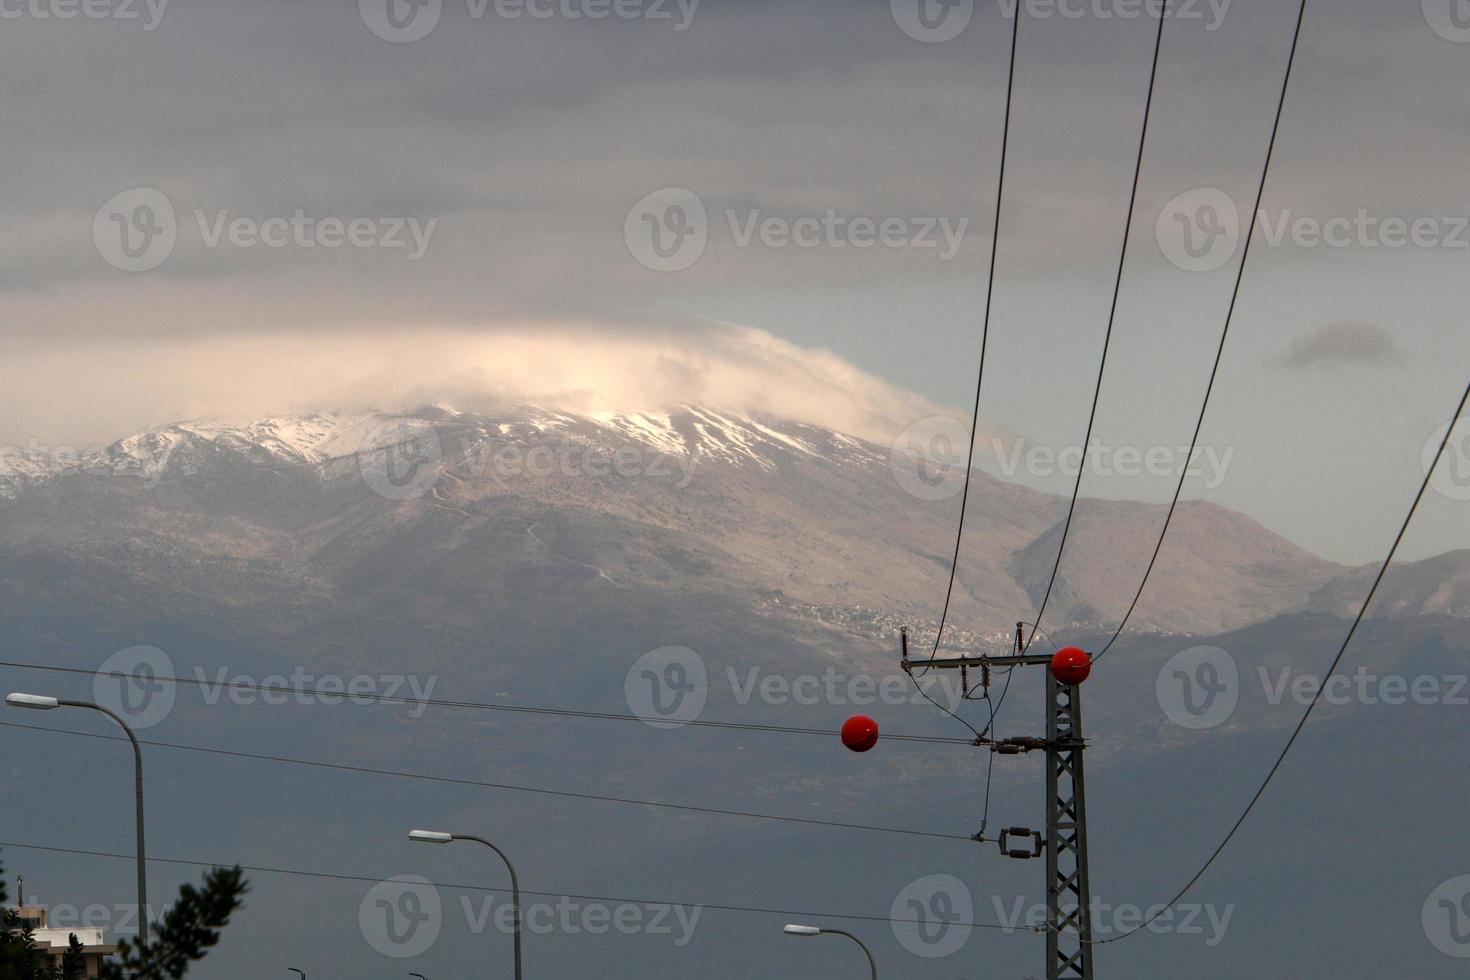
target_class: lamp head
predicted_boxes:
[408,829,454,844]
[6,693,60,710]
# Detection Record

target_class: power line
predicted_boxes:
[1061,386,1470,944]
[0,839,1033,934]
[1092,0,1309,666]
[927,1,1022,663]
[0,659,972,746]
[0,719,972,843]
[1023,0,1171,653]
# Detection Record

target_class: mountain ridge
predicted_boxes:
[1,404,1463,639]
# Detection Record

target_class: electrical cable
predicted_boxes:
[1054,376,1470,944]
[0,719,973,843]
[0,839,1034,933]
[1092,0,1308,666]
[0,659,972,746]
[1024,0,1171,652]
[926,0,1021,664]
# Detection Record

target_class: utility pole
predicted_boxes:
[898,627,1095,980]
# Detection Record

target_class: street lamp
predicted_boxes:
[6,693,149,953]
[409,829,522,980]
[288,970,306,979]
[784,924,877,979]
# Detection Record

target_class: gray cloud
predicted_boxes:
[1274,320,1403,371]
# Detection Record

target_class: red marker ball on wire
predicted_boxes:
[1049,646,1092,686]
[840,714,879,752]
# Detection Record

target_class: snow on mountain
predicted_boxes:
[0,405,883,499]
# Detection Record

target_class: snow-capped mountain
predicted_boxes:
[2,403,1450,644]
[0,405,886,498]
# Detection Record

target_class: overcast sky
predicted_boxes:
[2,0,1468,562]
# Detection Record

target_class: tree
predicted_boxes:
[58,935,84,980]
[1,852,247,980]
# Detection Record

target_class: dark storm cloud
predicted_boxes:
[6,0,1456,347]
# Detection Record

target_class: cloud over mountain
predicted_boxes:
[1,323,947,450]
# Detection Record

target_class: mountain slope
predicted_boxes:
[0,405,1435,641]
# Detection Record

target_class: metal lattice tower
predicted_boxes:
[900,629,1096,980]
[1045,670,1094,980]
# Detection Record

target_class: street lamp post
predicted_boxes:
[784,924,877,979]
[409,829,522,980]
[6,693,149,954]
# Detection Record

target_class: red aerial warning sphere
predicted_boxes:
[841,714,880,753]
[1050,646,1092,686]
